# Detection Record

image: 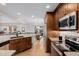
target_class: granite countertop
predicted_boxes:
[48,37,59,42]
[0,50,16,56]
[0,34,37,44]
[10,36,31,40]
[49,37,70,50]
[50,37,79,56]
[51,41,70,56]
[51,41,63,56]
[64,52,79,56]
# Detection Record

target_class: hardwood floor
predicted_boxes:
[16,36,50,56]
[0,44,9,50]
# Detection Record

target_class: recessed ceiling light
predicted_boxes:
[32,15,34,18]
[0,3,7,6]
[46,5,50,9]
[17,12,21,15]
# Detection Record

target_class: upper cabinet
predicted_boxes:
[55,3,78,20]
[67,3,77,14]
[77,4,79,29]
[63,3,68,15]
[54,12,59,30]
[78,3,79,11]
[55,4,67,20]
[57,4,65,19]
[46,12,58,31]
[45,3,79,31]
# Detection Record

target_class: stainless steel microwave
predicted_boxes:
[59,11,78,31]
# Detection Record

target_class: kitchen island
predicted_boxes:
[0,33,37,55]
[9,36,32,53]
[0,34,37,47]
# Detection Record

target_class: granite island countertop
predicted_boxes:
[0,34,37,44]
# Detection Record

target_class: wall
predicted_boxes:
[0,23,36,34]
[0,11,45,34]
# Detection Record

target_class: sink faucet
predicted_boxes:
[16,31,21,37]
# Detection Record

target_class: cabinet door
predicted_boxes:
[67,3,77,14]
[55,10,59,20]
[47,12,57,30]
[58,5,65,19]
[52,14,58,30]
[55,11,59,30]
[47,13,54,30]
[46,37,51,53]
[51,45,60,56]
[9,37,32,53]
[63,3,68,15]
[56,4,68,19]
[9,40,17,50]
[55,8,60,20]
[77,4,79,29]
[55,4,67,20]
[77,3,79,11]
[14,39,22,52]
[19,38,27,51]
[27,37,32,49]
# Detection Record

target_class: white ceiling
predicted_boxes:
[0,3,58,24]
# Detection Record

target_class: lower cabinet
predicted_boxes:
[51,45,60,56]
[46,37,60,56]
[9,37,32,53]
[46,37,51,53]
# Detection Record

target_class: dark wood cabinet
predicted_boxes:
[45,3,79,55]
[46,37,60,56]
[54,3,79,30]
[46,37,51,53]
[77,4,79,29]
[9,37,32,53]
[46,12,54,31]
[57,5,65,19]
[46,12,58,31]
[55,11,59,30]
[51,44,60,56]
[55,3,77,20]
[55,4,65,20]
[67,3,77,14]
[77,3,79,11]
[45,3,79,31]
[63,4,68,15]
[45,3,78,31]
